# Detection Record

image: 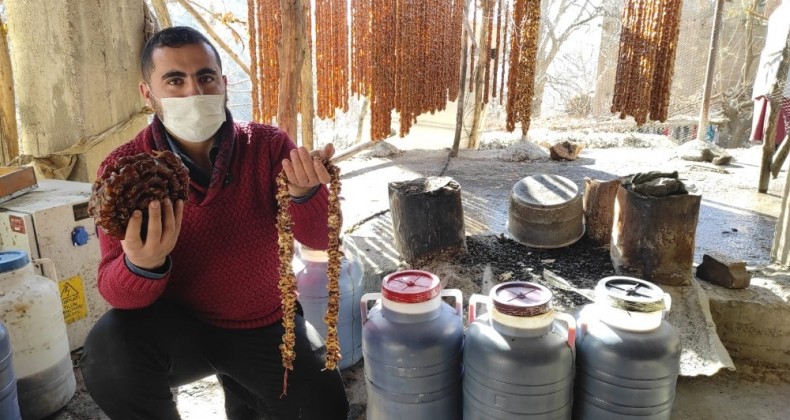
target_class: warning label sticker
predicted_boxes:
[59,276,88,324]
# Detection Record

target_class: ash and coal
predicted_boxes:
[422,234,616,311]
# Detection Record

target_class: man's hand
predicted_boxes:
[122,198,184,271]
[282,143,335,198]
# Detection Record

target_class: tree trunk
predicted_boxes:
[5,0,147,181]
[388,177,467,265]
[610,186,701,286]
[278,0,306,142]
[299,0,314,149]
[0,22,18,165]
[469,0,492,150]
[355,97,369,144]
[451,0,472,157]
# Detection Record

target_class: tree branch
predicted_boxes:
[174,0,251,77]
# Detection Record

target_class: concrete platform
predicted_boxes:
[49,133,790,418]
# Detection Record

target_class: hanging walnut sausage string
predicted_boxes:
[276,157,342,396]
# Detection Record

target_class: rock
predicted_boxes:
[696,253,751,289]
[677,140,733,165]
[363,141,401,158]
[498,140,550,162]
[549,141,585,161]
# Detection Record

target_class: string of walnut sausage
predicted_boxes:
[275,158,342,395]
[611,0,682,125]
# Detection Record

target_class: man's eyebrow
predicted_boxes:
[161,70,187,80]
[196,68,219,76]
[160,68,218,80]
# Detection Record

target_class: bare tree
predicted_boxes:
[532,0,604,117]
[718,0,764,147]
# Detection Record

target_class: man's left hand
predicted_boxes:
[282,143,335,198]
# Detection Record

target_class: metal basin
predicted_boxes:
[506,174,584,248]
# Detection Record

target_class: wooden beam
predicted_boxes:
[174,0,251,77]
[0,19,18,165]
[299,0,314,150]
[151,0,173,28]
[451,0,472,158]
[468,0,492,150]
[277,0,306,141]
[697,0,725,141]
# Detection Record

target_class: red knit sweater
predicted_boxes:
[96,115,330,329]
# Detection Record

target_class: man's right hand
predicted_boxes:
[122,198,184,270]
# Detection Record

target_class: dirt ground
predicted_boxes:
[48,128,790,419]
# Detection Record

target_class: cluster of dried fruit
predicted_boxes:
[351,0,372,97]
[611,0,683,125]
[316,0,350,119]
[362,0,465,139]
[323,162,343,370]
[275,158,343,390]
[470,0,509,104]
[88,151,189,240]
[506,0,541,134]
[370,0,397,141]
[248,0,281,124]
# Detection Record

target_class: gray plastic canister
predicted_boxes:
[507,174,585,249]
[361,270,464,419]
[294,243,364,369]
[573,276,681,420]
[0,320,22,420]
[464,282,576,419]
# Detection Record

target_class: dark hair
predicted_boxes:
[141,26,222,82]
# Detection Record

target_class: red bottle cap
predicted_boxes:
[381,270,441,303]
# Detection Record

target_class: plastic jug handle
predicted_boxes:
[553,311,577,351]
[662,293,672,319]
[441,289,463,318]
[467,294,490,324]
[360,292,381,324]
[32,258,59,283]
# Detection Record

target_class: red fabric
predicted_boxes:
[95,116,331,329]
[751,96,790,144]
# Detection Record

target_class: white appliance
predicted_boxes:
[0,179,107,351]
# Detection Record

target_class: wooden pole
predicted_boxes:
[151,0,173,28]
[277,0,306,141]
[0,20,19,165]
[174,0,251,77]
[451,0,473,157]
[697,0,725,142]
[355,97,369,144]
[468,0,492,150]
[759,27,790,192]
[299,0,315,149]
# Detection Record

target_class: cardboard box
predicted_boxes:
[0,166,38,204]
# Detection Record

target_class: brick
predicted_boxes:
[696,253,751,289]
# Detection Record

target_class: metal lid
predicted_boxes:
[0,250,30,273]
[596,276,665,313]
[381,270,441,303]
[512,174,579,209]
[490,281,553,317]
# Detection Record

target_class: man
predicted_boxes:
[80,26,349,419]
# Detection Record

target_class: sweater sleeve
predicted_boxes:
[96,226,171,309]
[93,155,170,309]
[269,129,332,250]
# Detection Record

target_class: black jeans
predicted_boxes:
[81,300,349,420]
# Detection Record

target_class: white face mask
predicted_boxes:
[151,92,227,143]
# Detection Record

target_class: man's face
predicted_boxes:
[139,42,227,121]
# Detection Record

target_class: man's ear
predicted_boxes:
[139,81,152,106]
